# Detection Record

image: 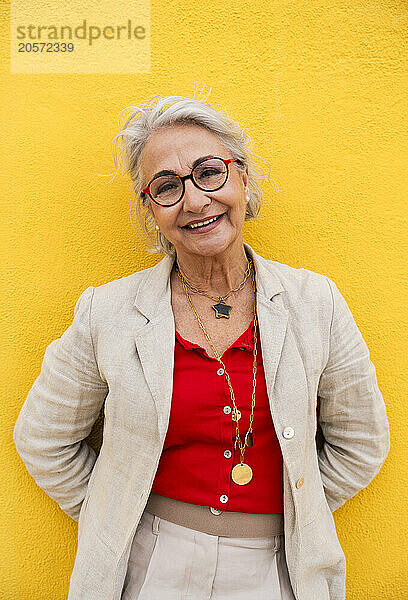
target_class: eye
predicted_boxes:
[157,181,177,195]
[195,166,225,182]
[201,168,222,177]
[151,174,181,198]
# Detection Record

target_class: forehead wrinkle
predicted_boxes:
[149,154,216,181]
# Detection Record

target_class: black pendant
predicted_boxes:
[233,431,254,451]
[244,431,254,447]
[212,300,232,318]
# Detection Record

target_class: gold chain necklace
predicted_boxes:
[175,260,252,319]
[178,260,258,486]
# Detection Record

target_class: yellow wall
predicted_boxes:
[3,1,407,598]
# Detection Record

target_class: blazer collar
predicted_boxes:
[133,242,285,321]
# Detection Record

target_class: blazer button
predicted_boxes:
[210,507,223,515]
[296,477,304,489]
[282,426,295,439]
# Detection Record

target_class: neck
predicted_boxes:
[174,240,249,296]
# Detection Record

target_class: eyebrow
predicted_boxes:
[149,155,215,182]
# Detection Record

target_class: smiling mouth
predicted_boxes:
[183,214,224,229]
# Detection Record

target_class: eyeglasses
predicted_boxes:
[141,156,240,207]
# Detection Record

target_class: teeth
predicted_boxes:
[186,215,220,229]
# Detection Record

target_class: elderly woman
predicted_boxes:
[13,95,390,600]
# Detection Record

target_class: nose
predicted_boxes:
[181,177,211,213]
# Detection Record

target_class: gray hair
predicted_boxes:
[108,91,275,255]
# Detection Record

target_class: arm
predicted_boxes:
[13,286,108,522]
[317,276,390,513]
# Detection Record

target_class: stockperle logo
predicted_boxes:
[11,1,150,74]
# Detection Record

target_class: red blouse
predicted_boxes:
[151,318,284,514]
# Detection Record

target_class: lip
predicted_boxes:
[182,213,225,227]
[181,212,226,234]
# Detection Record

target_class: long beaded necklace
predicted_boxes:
[178,259,258,485]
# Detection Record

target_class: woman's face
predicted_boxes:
[140,124,249,258]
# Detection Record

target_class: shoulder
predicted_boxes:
[84,260,163,315]
[257,257,346,350]
[254,251,335,307]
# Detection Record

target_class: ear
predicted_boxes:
[144,196,154,216]
[242,167,249,192]
[140,192,147,208]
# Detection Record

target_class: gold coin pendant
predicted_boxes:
[231,463,253,485]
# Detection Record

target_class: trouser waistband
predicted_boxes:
[144,492,284,538]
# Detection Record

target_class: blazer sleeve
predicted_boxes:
[13,286,108,522]
[317,276,390,513]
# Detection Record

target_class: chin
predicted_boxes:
[184,235,238,258]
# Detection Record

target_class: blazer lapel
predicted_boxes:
[244,245,291,418]
[132,254,176,441]
[246,244,310,464]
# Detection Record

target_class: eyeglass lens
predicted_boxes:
[149,158,228,205]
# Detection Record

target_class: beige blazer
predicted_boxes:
[13,243,390,600]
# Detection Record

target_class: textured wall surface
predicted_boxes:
[2,0,407,598]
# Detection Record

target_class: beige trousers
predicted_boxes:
[121,509,297,600]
